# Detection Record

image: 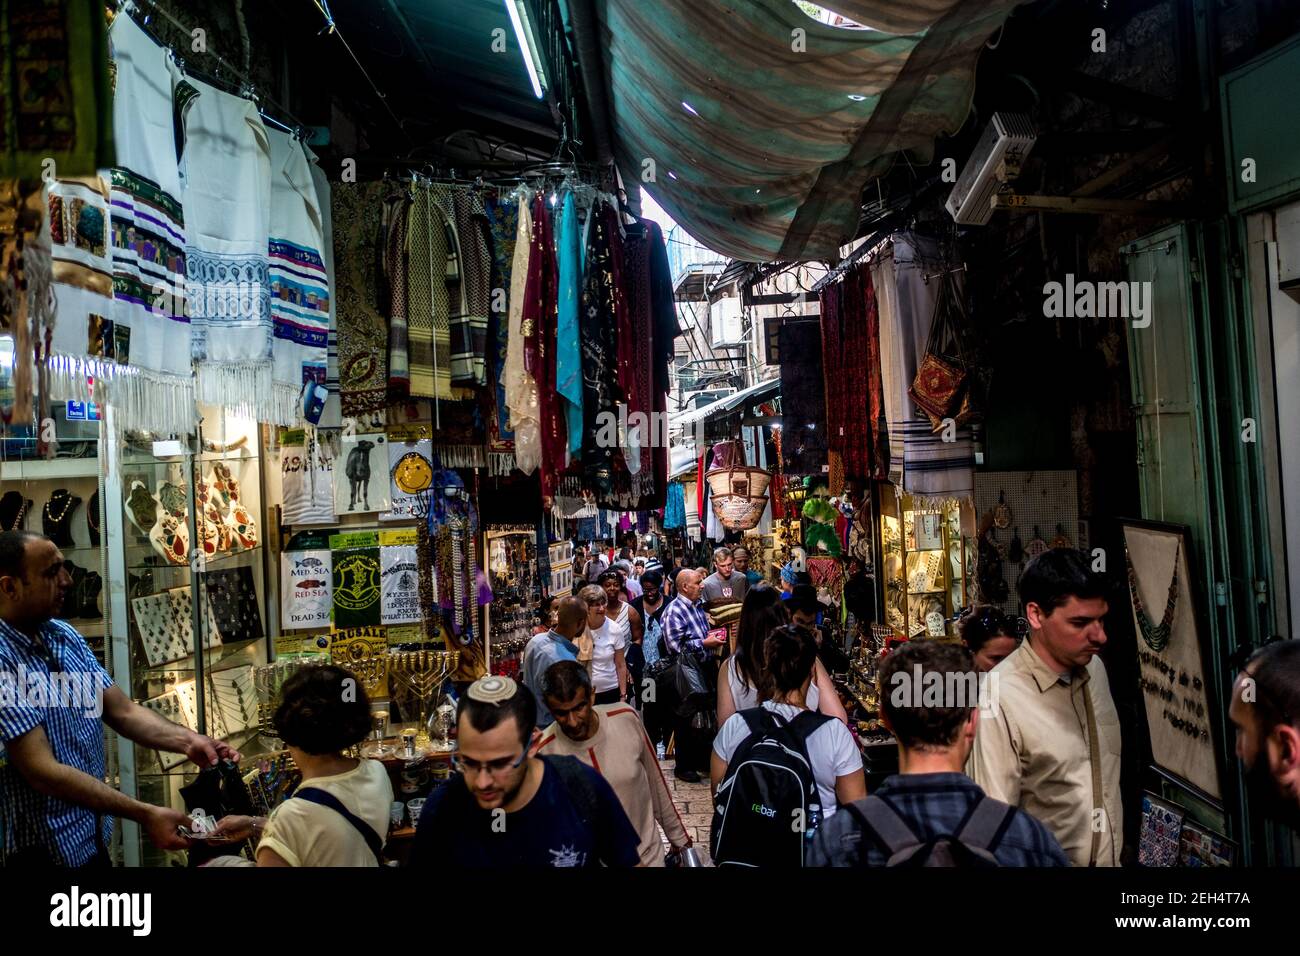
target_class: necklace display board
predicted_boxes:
[973,470,1081,613]
[1122,519,1222,802]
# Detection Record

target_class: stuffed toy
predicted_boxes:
[802,496,842,557]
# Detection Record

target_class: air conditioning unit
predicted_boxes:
[945,112,1037,226]
[710,296,745,347]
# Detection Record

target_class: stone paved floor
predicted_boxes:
[658,755,714,866]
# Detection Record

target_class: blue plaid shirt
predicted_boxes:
[807,772,1069,867]
[0,617,114,866]
[660,597,709,657]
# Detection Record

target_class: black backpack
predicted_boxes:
[710,707,832,867]
[842,794,1014,867]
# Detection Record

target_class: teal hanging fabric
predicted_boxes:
[664,480,686,530]
[555,193,584,455]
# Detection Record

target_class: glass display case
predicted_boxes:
[485,525,541,679]
[104,404,273,866]
[878,484,974,640]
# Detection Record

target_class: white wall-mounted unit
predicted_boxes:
[709,296,745,347]
[945,112,1037,226]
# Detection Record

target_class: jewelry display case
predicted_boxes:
[878,484,974,640]
[105,404,274,866]
[485,525,541,679]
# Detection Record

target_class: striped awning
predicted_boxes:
[590,0,1023,261]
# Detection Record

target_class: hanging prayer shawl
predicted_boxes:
[523,195,565,499]
[555,193,584,456]
[484,193,519,460]
[177,77,280,422]
[59,14,194,434]
[873,233,974,505]
[407,185,469,404]
[267,129,328,422]
[0,0,114,181]
[448,187,492,387]
[332,180,388,415]
[309,160,341,428]
[505,198,540,474]
[383,188,411,400]
[779,319,828,476]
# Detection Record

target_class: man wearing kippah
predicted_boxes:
[410,676,640,868]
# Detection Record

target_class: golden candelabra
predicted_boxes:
[387,650,460,753]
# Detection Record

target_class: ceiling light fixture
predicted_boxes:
[505,1,547,99]
[682,101,700,116]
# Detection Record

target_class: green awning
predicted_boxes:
[590,0,1023,261]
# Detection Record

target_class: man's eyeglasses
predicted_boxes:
[960,607,1030,640]
[452,750,527,778]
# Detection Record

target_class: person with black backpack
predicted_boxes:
[806,640,1068,867]
[410,676,641,868]
[710,625,866,867]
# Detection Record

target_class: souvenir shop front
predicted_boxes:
[0,0,679,864]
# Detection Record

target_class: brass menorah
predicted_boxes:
[348,653,389,699]
[387,650,459,752]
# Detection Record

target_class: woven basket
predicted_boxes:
[705,464,771,531]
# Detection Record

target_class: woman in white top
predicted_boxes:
[578,583,629,706]
[210,664,393,866]
[717,586,848,727]
[712,625,866,817]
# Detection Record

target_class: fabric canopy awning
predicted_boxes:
[587,0,1023,261]
[673,377,780,428]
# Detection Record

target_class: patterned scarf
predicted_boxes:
[332,180,388,415]
[555,192,584,455]
[523,195,565,499]
[383,188,410,401]
[579,201,619,495]
[406,184,457,402]
[177,77,285,422]
[504,199,540,473]
[483,193,519,456]
[448,187,491,387]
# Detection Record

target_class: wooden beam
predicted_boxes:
[1072,137,1177,197]
[991,192,1195,217]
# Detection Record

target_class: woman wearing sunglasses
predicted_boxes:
[957,605,1027,672]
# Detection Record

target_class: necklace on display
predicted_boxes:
[4,500,29,531]
[45,492,74,524]
[1129,543,1180,653]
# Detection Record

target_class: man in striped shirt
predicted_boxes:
[1,531,238,866]
[659,569,726,782]
[538,661,691,866]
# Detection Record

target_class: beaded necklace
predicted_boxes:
[1128,543,1180,652]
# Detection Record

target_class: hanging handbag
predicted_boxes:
[910,271,970,422]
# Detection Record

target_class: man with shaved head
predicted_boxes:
[522,594,588,728]
[659,568,726,782]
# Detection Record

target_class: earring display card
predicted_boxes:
[973,470,1080,613]
[384,430,433,522]
[142,689,193,771]
[280,549,333,630]
[335,432,389,515]
[330,530,382,629]
[131,586,224,668]
[380,530,421,625]
[1137,792,1185,867]
[209,666,258,735]
[202,566,264,642]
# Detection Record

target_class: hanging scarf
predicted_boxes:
[873,233,974,505]
[642,219,676,510]
[1,0,114,181]
[579,201,619,494]
[382,187,411,401]
[504,197,539,473]
[621,222,656,500]
[59,14,193,435]
[308,160,341,428]
[555,192,584,456]
[332,180,388,415]
[448,187,492,386]
[523,194,565,499]
[483,193,519,461]
[177,77,282,422]
[406,184,459,404]
[267,129,329,422]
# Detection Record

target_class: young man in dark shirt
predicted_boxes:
[411,676,641,868]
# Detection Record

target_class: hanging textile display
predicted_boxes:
[407,183,454,401]
[448,186,492,387]
[523,193,565,498]
[308,159,341,428]
[578,201,619,496]
[621,219,656,501]
[332,180,388,415]
[379,529,421,625]
[280,544,332,631]
[267,129,329,415]
[642,218,678,511]
[330,530,382,630]
[555,192,584,455]
[484,192,519,463]
[176,76,283,422]
[0,0,114,181]
[52,14,194,434]
[872,233,975,505]
[382,186,411,401]
[46,175,112,398]
[504,197,540,473]
[819,262,882,480]
[663,480,686,530]
[779,319,828,475]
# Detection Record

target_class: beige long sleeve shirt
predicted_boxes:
[537,704,689,866]
[968,640,1124,866]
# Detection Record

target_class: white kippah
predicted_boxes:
[467,675,517,705]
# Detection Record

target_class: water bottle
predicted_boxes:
[805,802,823,845]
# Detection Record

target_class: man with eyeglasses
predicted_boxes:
[0,530,239,867]
[968,548,1123,866]
[1228,640,1300,834]
[410,675,640,867]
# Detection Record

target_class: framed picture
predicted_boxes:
[1121,518,1224,804]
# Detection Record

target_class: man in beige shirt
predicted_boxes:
[537,660,691,866]
[969,549,1124,866]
